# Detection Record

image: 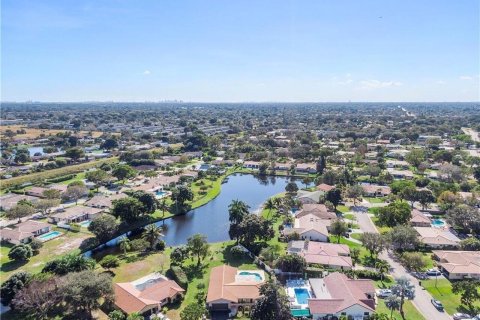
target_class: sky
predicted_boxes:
[1,0,479,102]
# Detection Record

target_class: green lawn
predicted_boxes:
[423,278,480,315]
[365,197,386,204]
[343,213,356,221]
[1,227,95,279]
[336,205,350,213]
[376,299,426,320]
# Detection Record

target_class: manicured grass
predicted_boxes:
[189,168,236,209]
[106,241,257,320]
[343,213,356,221]
[336,205,350,213]
[376,299,426,320]
[423,278,480,315]
[1,227,95,279]
[57,172,86,185]
[350,233,362,241]
[365,197,386,204]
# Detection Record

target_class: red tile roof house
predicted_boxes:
[308,272,376,319]
[432,250,480,280]
[361,184,391,198]
[282,214,331,242]
[84,193,127,209]
[414,226,460,249]
[287,240,352,270]
[114,273,184,317]
[49,206,103,224]
[409,209,432,227]
[206,265,264,317]
[1,220,51,245]
[317,184,335,193]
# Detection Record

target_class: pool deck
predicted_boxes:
[286,279,313,309]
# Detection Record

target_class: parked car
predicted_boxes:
[412,272,428,280]
[431,299,444,311]
[427,269,442,276]
[377,289,392,298]
[453,313,472,320]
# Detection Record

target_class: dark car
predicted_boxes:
[412,272,428,280]
[431,299,444,311]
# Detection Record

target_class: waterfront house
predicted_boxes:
[114,273,184,316]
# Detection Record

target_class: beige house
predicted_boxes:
[414,227,460,249]
[308,272,376,319]
[84,193,127,209]
[361,184,391,197]
[287,240,352,270]
[283,213,330,242]
[1,220,51,244]
[49,206,103,224]
[114,273,184,316]
[206,265,264,317]
[433,250,480,280]
[0,194,39,211]
[295,204,337,220]
[409,209,432,227]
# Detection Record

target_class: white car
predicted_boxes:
[453,313,472,320]
[426,269,442,276]
[377,289,392,298]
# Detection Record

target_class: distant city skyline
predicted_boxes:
[2,0,479,102]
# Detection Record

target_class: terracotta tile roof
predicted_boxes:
[1,228,33,242]
[292,241,352,268]
[414,227,460,246]
[15,220,50,233]
[317,184,335,192]
[114,276,184,314]
[410,209,431,224]
[206,265,263,304]
[84,193,127,208]
[308,272,375,314]
[433,250,480,275]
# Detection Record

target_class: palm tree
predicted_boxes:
[264,198,275,219]
[385,295,401,319]
[228,200,250,224]
[118,236,131,256]
[158,198,169,224]
[142,225,163,249]
[375,260,390,284]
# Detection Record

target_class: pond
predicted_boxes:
[85,173,312,255]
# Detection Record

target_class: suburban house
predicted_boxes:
[387,169,414,180]
[361,184,391,198]
[432,250,480,280]
[206,265,264,317]
[296,163,317,174]
[114,273,184,316]
[287,240,352,270]
[295,204,337,220]
[243,161,261,169]
[283,213,330,242]
[297,190,324,205]
[308,272,376,319]
[49,206,103,224]
[386,160,409,170]
[317,184,335,193]
[414,227,460,249]
[0,194,38,211]
[84,193,127,209]
[1,220,51,244]
[409,209,432,227]
[25,185,67,198]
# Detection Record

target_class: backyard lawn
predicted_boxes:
[423,278,480,315]
[1,227,94,279]
[376,299,426,320]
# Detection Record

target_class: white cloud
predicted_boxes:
[358,79,403,90]
[459,75,473,80]
[143,70,151,75]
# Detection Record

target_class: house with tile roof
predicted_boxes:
[295,204,337,220]
[433,250,480,280]
[414,226,460,249]
[308,272,376,319]
[287,240,352,270]
[206,265,264,317]
[282,214,330,242]
[409,209,432,227]
[317,183,335,193]
[114,273,184,316]
[1,220,51,244]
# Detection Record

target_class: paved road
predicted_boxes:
[462,127,480,142]
[352,209,452,320]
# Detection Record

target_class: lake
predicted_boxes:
[86,173,311,255]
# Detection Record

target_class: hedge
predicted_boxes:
[167,265,188,289]
[46,174,75,184]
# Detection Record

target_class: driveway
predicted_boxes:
[352,208,452,320]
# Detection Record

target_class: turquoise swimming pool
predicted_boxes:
[294,288,310,305]
[155,190,167,198]
[238,271,263,281]
[79,220,91,228]
[431,219,446,228]
[37,231,62,242]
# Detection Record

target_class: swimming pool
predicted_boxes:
[79,220,91,228]
[238,271,263,281]
[431,219,446,228]
[155,190,167,198]
[37,231,62,242]
[294,288,311,305]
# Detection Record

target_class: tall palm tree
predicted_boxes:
[375,260,390,284]
[142,225,163,249]
[158,198,169,224]
[385,295,401,319]
[228,200,250,224]
[118,236,131,256]
[264,198,275,219]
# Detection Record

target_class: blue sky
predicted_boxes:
[2,0,479,102]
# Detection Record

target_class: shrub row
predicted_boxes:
[167,265,188,289]
[46,174,76,184]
